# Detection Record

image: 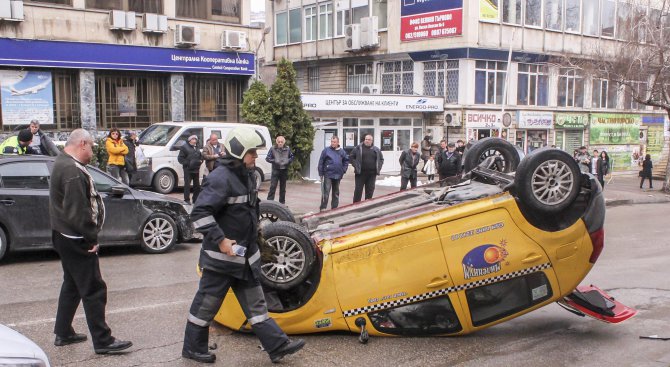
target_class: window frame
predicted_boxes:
[524,0,543,28]
[502,0,523,25]
[307,66,320,92]
[318,2,334,40]
[544,0,562,31]
[564,0,581,34]
[275,11,288,46]
[517,63,549,106]
[288,8,302,44]
[346,63,373,93]
[557,68,584,108]
[304,5,317,42]
[381,60,414,95]
[335,8,351,37]
[475,60,507,105]
[600,0,616,39]
[582,0,599,36]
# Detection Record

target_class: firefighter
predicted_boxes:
[182,126,305,364]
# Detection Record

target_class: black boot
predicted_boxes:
[269,339,305,363]
[182,350,216,363]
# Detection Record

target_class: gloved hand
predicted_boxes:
[258,228,278,263]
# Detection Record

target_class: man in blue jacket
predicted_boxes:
[318,136,349,211]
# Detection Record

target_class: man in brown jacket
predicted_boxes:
[202,134,224,173]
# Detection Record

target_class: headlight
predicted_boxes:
[0,357,48,367]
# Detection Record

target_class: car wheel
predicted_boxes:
[153,169,176,194]
[259,200,295,228]
[253,168,263,191]
[260,221,316,291]
[514,148,581,214]
[0,227,7,261]
[140,213,178,254]
[463,137,520,173]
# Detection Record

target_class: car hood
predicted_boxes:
[137,144,167,158]
[0,324,49,362]
[132,188,185,205]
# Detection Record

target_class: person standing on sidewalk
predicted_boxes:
[640,154,653,189]
[436,142,462,186]
[178,135,203,204]
[597,151,609,189]
[423,154,436,183]
[399,142,420,190]
[49,129,132,355]
[202,134,224,174]
[123,131,138,184]
[350,134,384,203]
[575,146,591,173]
[318,136,349,211]
[266,135,294,204]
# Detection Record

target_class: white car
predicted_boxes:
[0,324,50,367]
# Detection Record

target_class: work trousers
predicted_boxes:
[52,231,114,349]
[320,178,341,210]
[267,169,289,204]
[353,172,376,203]
[183,170,201,203]
[400,175,417,191]
[183,269,288,355]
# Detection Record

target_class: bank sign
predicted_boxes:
[401,0,463,42]
[301,94,443,112]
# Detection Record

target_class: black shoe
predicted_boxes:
[94,339,133,354]
[269,339,305,363]
[182,350,216,363]
[54,333,87,346]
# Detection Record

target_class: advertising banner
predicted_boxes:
[0,70,54,125]
[301,94,444,112]
[517,111,553,129]
[646,126,664,162]
[116,86,137,117]
[589,113,640,145]
[401,0,463,42]
[555,113,587,129]
[479,0,499,22]
[464,110,503,129]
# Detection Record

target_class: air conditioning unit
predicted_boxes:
[10,0,23,21]
[444,111,462,127]
[360,84,381,94]
[360,16,379,48]
[345,24,361,51]
[222,30,247,50]
[175,24,200,47]
[142,13,168,33]
[109,10,134,30]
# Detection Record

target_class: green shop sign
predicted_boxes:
[555,113,587,129]
[589,113,640,145]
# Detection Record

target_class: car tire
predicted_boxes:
[0,226,7,261]
[513,148,581,214]
[259,200,296,228]
[260,221,316,291]
[254,168,263,191]
[140,213,178,254]
[153,169,176,194]
[463,137,520,173]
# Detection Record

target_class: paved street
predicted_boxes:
[0,194,669,366]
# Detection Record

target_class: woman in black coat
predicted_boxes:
[597,151,609,189]
[640,154,653,189]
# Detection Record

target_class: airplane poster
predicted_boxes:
[0,70,54,125]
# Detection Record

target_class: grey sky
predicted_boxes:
[251,0,264,12]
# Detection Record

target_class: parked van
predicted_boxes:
[133,122,272,194]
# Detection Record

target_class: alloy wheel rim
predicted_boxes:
[259,212,279,228]
[143,217,174,250]
[531,159,574,205]
[261,236,306,283]
[479,149,507,171]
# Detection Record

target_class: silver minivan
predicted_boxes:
[133,122,273,193]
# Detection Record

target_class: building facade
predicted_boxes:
[266,0,669,174]
[0,0,263,139]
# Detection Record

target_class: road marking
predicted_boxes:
[7,300,190,328]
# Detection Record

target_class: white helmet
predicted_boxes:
[224,126,265,159]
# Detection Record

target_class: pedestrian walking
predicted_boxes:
[178,135,203,204]
[49,129,132,355]
[28,119,59,156]
[318,136,349,211]
[202,134,224,173]
[640,154,653,189]
[105,128,129,185]
[123,131,138,184]
[183,127,305,364]
[350,134,384,203]
[597,151,609,189]
[266,135,294,204]
[436,142,462,186]
[423,155,436,183]
[399,142,420,190]
[0,129,37,155]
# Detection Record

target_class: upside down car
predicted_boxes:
[214,138,636,341]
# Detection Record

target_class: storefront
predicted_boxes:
[589,113,641,172]
[641,115,665,169]
[302,93,444,176]
[515,111,552,153]
[554,113,587,155]
[464,110,504,142]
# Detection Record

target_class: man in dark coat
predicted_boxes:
[399,142,421,190]
[123,131,138,184]
[183,127,305,364]
[266,135,294,204]
[318,136,349,211]
[350,134,384,203]
[436,142,462,186]
[178,135,203,204]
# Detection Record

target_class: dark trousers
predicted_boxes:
[52,231,114,348]
[353,172,376,203]
[320,178,341,210]
[267,169,289,204]
[597,174,605,189]
[400,175,417,190]
[184,169,201,203]
[640,175,653,188]
[184,269,288,355]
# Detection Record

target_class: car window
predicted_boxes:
[174,128,204,149]
[368,296,462,336]
[211,130,222,139]
[138,124,180,146]
[466,271,553,327]
[86,166,120,192]
[0,162,50,190]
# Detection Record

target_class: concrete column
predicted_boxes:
[79,70,97,132]
[171,74,185,122]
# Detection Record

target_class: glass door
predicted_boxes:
[380,129,396,173]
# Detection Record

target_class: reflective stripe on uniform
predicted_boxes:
[226,195,249,204]
[193,216,216,229]
[248,250,261,265]
[204,250,246,264]
[248,313,270,325]
[188,313,210,327]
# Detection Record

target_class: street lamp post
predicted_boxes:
[254,26,272,80]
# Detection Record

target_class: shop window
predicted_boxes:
[624,81,648,110]
[25,0,72,5]
[381,60,414,95]
[591,78,617,109]
[502,0,522,24]
[544,0,562,30]
[517,63,548,106]
[475,60,507,105]
[95,71,170,129]
[524,0,541,27]
[369,296,462,336]
[558,68,584,108]
[582,0,599,36]
[466,271,552,327]
[564,0,580,32]
[176,0,240,23]
[343,118,358,127]
[184,75,244,122]
[601,0,615,38]
[86,0,162,12]
[305,5,317,42]
[308,67,320,92]
[318,2,333,40]
[372,0,388,29]
[346,63,373,93]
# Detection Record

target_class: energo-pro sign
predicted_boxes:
[301,94,444,112]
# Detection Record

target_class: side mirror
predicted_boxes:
[170,140,185,151]
[110,185,126,197]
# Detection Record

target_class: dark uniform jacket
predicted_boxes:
[190,157,261,280]
[437,150,462,177]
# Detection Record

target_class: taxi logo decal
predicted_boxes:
[314,318,332,329]
[462,243,509,280]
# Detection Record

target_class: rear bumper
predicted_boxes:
[132,167,154,187]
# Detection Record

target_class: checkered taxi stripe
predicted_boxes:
[342,262,552,318]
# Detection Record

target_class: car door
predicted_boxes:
[0,160,52,249]
[331,226,464,336]
[86,167,142,243]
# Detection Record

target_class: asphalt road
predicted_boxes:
[0,204,669,367]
